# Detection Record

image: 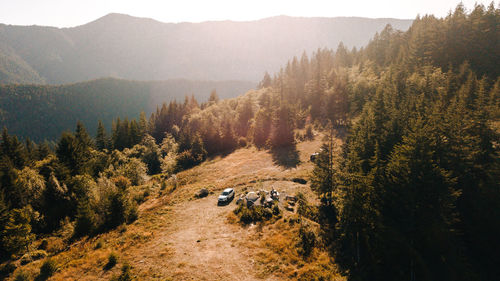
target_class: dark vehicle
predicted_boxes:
[310,152,319,162]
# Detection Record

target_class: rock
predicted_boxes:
[195,188,209,198]
[292,178,307,184]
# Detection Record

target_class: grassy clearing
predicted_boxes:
[7,134,344,280]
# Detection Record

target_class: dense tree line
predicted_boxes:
[0,78,254,142]
[308,3,500,281]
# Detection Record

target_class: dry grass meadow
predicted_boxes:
[8,133,345,281]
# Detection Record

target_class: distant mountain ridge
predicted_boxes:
[0,14,412,84]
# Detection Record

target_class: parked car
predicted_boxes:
[218,188,235,205]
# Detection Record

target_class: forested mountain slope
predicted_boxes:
[0,78,254,141]
[0,14,412,84]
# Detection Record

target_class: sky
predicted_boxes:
[0,0,497,27]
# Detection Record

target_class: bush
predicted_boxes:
[175,151,200,171]
[0,262,16,279]
[272,203,281,216]
[297,224,316,257]
[234,205,277,224]
[261,208,273,219]
[14,271,29,281]
[305,125,314,140]
[295,131,304,142]
[113,176,131,190]
[238,137,247,148]
[73,200,96,238]
[105,192,128,229]
[95,239,104,249]
[111,264,134,281]
[239,209,253,224]
[37,259,57,281]
[20,250,48,265]
[105,252,118,270]
[296,193,319,222]
[160,180,167,190]
[38,239,49,250]
[127,204,139,224]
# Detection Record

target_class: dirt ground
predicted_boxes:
[9,135,337,280]
[130,195,279,281]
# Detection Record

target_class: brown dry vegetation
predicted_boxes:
[8,134,344,281]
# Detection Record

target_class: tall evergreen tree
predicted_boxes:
[270,103,295,148]
[96,120,108,151]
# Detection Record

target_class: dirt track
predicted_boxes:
[130,195,279,281]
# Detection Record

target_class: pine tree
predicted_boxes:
[190,134,207,163]
[139,111,148,137]
[311,126,336,202]
[270,103,295,148]
[75,121,93,149]
[129,120,142,146]
[1,207,35,257]
[56,132,78,175]
[1,128,27,169]
[259,72,272,88]
[0,192,10,257]
[208,89,219,103]
[96,120,108,151]
[220,121,237,152]
[236,97,254,136]
[253,109,272,148]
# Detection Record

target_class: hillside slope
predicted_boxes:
[0,14,412,84]
[0,78,254,141]
[7,135,343,281]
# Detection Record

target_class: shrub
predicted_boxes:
[296,193,319,222]
[234,205,277,224]
[240,209,253,224]
[111,264,134,281]
[0,262,16,279]
[105,191,128,229]
[127,204,139,224]
[238,137,247,148]
[95,239,104,249]
[118,224,127,233]
[37,259,57,281]
[73,199,96,238]
[272,203,281,216]
[105,252,118,270]
[112,176,131,190]
[38,239,49,250]
[295,131,304,142]
[13,271,29,281]
[175,151,199,171]
[20,250,47,265]
[297,224,316,257]
[160,180,167,190]
[305,125,314,140]
[261,208,273,219]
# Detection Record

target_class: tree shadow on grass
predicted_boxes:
[270,145,300,169]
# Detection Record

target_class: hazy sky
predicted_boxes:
[0,0,497,27]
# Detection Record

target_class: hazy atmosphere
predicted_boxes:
[0,1,499,281]
[0,0,495,27]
